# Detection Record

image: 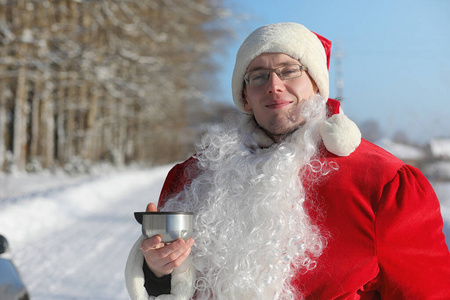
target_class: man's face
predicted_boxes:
[243,53,318,142]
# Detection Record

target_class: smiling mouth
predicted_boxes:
[266,101,293,109]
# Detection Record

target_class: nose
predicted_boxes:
[265,71,285,94]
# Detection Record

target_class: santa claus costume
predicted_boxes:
[125,23,450,299]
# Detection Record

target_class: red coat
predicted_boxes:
[158,139,450,299]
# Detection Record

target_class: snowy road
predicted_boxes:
[0,165,449,299]
[0,165,171,300]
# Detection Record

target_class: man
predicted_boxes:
[125,22,450,299]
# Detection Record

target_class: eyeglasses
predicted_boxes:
[244,64,308,87]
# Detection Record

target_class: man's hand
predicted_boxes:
[140,203,195,278]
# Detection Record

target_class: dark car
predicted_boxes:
[0,235,29,300]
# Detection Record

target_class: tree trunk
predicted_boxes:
[29,80,42,160]
[11,0,31,171]
[0,81,9,171]
[40,83,55,168]
[56,82,67,163]
[82,86,99,161]
[13,63,28,172]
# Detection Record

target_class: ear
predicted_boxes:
[242,89,252,112]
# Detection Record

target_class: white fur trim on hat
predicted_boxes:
[320,112,361,157]
[232,22,329,112]
[125,236,196,300]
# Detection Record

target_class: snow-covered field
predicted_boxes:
[0,165,449,299]
[0,165,171,300]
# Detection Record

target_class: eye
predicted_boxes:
[250,71,266,81]
[248,71,269,85]
[251,74,264,81]
[281,65,300,76]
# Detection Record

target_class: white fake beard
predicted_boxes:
[162,96,330,300]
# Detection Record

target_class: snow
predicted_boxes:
[424,161,450,181]
[430,138,450,160]
[0,165,171,300]
[376,139,425,161]
[0,165,449,299]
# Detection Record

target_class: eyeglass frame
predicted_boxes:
[243,64,308,87]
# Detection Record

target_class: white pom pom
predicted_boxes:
[319,113,361,156]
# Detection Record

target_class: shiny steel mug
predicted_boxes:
[134,212,193,243]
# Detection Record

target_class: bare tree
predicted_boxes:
[0,0,230,172]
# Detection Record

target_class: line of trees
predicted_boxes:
[0,0,230,173]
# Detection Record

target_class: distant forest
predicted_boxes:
[0,0,234,173]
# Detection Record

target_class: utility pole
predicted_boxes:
[334,40,344,101]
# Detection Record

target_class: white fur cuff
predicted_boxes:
[125,236,196,300]
[320,113,361,156]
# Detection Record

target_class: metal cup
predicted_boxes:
[134,212,193,243]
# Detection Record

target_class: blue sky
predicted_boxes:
[213,0,450,143]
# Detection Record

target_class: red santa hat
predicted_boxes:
[232,22,330,110]
[232,22,361,156]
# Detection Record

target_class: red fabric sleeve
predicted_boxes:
[375,165,450,299]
